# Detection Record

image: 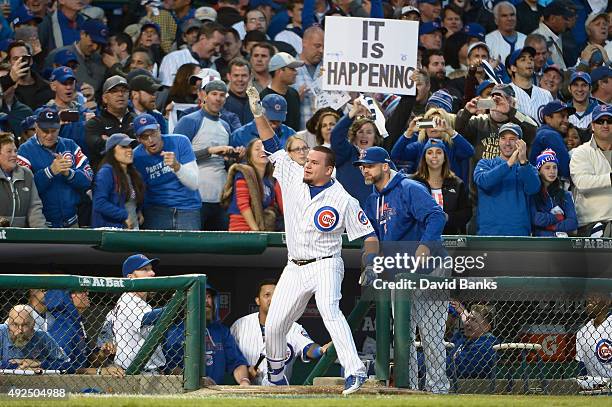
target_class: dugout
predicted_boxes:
[0,229,610,389]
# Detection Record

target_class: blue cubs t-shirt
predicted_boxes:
[134,134,201,210]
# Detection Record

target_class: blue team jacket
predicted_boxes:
[91,164,133,228]
[530,188,578,236]
[17,136,93,227]
[363,171,446,244]
[163,320,247,384]
[45,290,89,373]
[474,157,541,236]
[447,331,499,378]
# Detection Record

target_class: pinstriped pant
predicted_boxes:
[265,257,366,378]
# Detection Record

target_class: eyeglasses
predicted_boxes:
[594,118,611,125]
[289,147,309,153]
[247,17,266,23]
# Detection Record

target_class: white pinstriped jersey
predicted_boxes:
[569,111,593,130]
[510,83,553,125]
[268,150,374,260]
[576,314,612,378]
[112,293,166,370]
[230,313,313,384]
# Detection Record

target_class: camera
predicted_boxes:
[59,110,80,122]
[477,98,496,109]
[416,120,436,129]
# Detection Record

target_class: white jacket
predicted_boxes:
[485,30,526,63]
[569,136,612,226]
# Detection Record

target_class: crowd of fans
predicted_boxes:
[0,0,609,237]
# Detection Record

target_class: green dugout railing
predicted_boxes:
[0,274,207,391]
[1,228,610,253]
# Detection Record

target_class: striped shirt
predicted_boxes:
[510,83,553,125]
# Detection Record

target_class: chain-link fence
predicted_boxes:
[387,275,612,395]
[0,274,206,395]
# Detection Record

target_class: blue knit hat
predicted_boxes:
[536,149,558,170]
[427,90,453,113]
[421,138,448,158]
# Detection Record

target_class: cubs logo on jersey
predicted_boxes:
[61,151,74,165]
[314,206,339,232]
[357,210,369,226]
[595,338,612,364]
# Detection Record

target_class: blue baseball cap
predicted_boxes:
[540,100,576,120]
[50,66,76,84]
[141,21,161,36]
[427,90,453,113]
[569,71,591,86]
[122,254,159,277]
[592,104,612,122]
[10,7,38,26]
[206,283,218,295]
[507,46,536,67]
[20,115,36,132]
[133,113,160,137]
[250,0,281,10]
[419,20,446,36]
[463,23,485,42]
[498,122,523,139]
[475,79,495,96]
[82,19,109,45]
[54,49,78,66]
[36,108,60,130]
[591,66,612,83]
[103,133,138,154]
[262,94,287,121]
[353,146,397,170]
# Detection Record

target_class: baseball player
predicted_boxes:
[576,294,612,380]
[112,254,166,373]
[507,47,553,125]
[355,146,449,394]
[245,87,379,395]
[230,278,331,384]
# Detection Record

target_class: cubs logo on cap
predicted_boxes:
[314,206,339,232]
[595,339,612,364]
[358,210,369,226]
[140,117,147,124]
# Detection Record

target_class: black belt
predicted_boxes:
[291,256,333,266]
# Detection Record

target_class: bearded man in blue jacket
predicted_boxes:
[474,123,541,236]
[355,146,449,394]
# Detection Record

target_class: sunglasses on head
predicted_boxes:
[594,118,611,125]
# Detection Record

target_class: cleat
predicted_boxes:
[342,375,367,395]
[262,374,288,386]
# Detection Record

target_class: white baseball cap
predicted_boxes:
[195,6,217,22]
[268,52,304,72]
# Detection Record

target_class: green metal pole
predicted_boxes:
[126,290,184,375]
[303,288,375,385]
[199,275,207,380]
[184,278,202,391]
[393,274,412,388]
[375,287,391,381]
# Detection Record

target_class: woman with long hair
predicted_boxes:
[285,136,309,166]
[530,149,577,236]
[157,63,200,113]
[92,134,145,229]
[390,107,474,183]
[221,139,283,231]
[330,100,384,205]
[315,110,340,147]
[412,139,471,234]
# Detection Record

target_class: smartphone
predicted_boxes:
[59,110,80,122]
[416,120,436,129]
[477,98,496,109]
[20,54,32,65]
